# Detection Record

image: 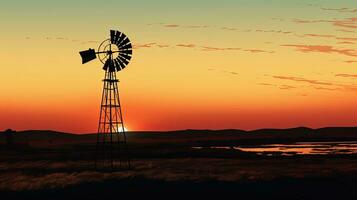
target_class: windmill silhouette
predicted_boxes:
[79,30,132,169]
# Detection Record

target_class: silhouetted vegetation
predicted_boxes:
[1,128,357,199]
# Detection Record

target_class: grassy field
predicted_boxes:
[1,129,357,199]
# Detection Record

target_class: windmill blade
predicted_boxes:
[112,58,118,70]
[102,59,110,70]
[108,59,116,72]
[113,58,122,71]
[118,37,130,48]
[113,31,121,44]
[116,32,126,46]
[119,49,132,55]
[119,53,131,61]
[116,58,126,69]
[120,43,132,50]
[119,56,129,65]
[110,30,116,44]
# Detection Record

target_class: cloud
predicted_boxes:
[293,18,357,29]
[336,37,357,41]
[26,35,100,44]
[271,18,285,21]
[201,46,241,51]
[301,33,357,44]
[221,27,238,31]
[304,34,335,38]
[344,60,357,64]
[223,70,238,75]
[321,7,357,13]
[183,25,209,28]
[133,43,157,49]
[281,44,357,57]
[229,71,238,75]
[336,74,357,78]
[273,76,332,86]
[123,41,273,55]
[150,23,209,29]
[338,41,356,45]
[258,83,297,90]
[333,18,357,29]
[164,24,180,28]
[255,29,292,34]
[208,68,238,76]
[133,43,172,49]
[81,40,99,44]
[336,29,355,33]
[313,86,340,91]
[273,75,357,92]
[258,83,276,86]
[279,85,296,90]
[157,44,170,48]
[243,49,275,53]
[153,23,291,35]
[201,46,274,54]
[176,44,196,48]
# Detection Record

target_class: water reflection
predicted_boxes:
[193,141,357,156]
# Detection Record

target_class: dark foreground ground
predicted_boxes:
[1,128,357,199]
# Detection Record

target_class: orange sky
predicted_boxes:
[0,1,356,133]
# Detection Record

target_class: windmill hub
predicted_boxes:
[79,30,132,169]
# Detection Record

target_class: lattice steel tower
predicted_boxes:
[79,30,132,169]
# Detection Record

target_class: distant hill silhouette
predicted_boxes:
[1,127,357,146]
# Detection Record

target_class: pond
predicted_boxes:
[193,141,357,156]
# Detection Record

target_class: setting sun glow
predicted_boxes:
[0,1,356,133]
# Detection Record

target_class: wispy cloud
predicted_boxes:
[149,23,209,29]
[321,7,357,13]
[132,43,171,49]
[293,18,357,29]
[130,41,273,54]
[255,29,292,34]
[304,34,335,38]
[273,75,332,86]
[336,29,355,33]
[221,27,239,31]
[208,67,238,76]
[157,44,170,48]
[133,43,157,49]
[176,44,196,48]
[281,44,357,57]
[301,33,357,44]
[273,75,357,92]
[313,86,340,91]
[338,41,356,45]
[258,83,297,90]
[344,60,357,64]
[336,74,357,78]
[26,36,99,44]
[164,24,180,28]
[184,25,209,28]
[201,46,241,51]
[201,46,273,53]
[279,85,296,90]
[258,83,276,86]
[243,49,275,53]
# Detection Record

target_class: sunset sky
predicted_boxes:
[0,0,356,133]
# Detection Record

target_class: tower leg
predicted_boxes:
[95,71,130,169]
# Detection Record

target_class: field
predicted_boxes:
[1,128,357,199]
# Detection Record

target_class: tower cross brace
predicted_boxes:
[95,66,130,169]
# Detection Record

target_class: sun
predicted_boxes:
[117,126,129,132]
